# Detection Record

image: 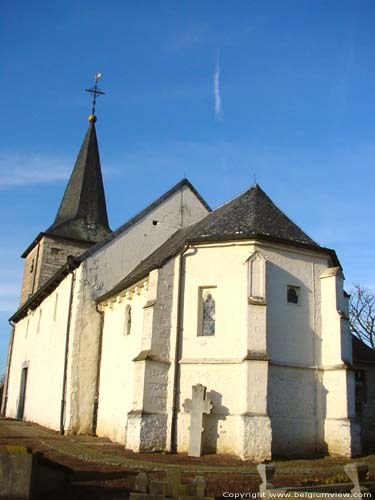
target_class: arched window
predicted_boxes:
[124,304,132,335]
[201,291,215,336]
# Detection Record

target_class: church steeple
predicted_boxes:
[46,119,111,243]
[19,75,111,305]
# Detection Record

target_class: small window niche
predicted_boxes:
[199,287,216,336]
[36,309,42,333]
[287,285,300,304]
[247,251,266,305]
[124,304,132,336]
[53,293,58,322]
[50,247,61,255]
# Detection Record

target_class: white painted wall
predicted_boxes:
[96,283,147,443]
[6,183,208,435]
[177,241,337,458]
[5,274,73,431]
[64,184,208,434]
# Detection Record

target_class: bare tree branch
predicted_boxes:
[350,284,375,349]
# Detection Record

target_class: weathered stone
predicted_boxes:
[166,466,182,498]
[193,476,206,497]
[149,480,168,497]
[135,472,149,493]
[257,463,276,493]
[0,446,33,499]
[0,446,70,500]
[130,494,164,500]
[179,497,214,500]
[183,384,213,457]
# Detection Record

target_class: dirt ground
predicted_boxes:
[1,418,375,499]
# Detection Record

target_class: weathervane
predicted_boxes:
[85,72,105,122]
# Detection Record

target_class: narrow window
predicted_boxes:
[287,286,300,304]
[53,293,58,322]
[37,309,42,333]
[124,304,132,335]
[200,288,216,336]
[29,259,34,273]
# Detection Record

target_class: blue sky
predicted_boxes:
[1,0,375,374]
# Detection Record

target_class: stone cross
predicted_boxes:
[182,384,213,457]
[344,463,372,498]
[257,463,276,494]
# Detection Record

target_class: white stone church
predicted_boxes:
[1,112,368,461]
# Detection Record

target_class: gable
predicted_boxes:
[10,179,210,323]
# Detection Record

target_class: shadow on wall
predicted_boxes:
[266,263,328,458]
[202,390,230,454]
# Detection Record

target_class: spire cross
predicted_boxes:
[85,73,105,116]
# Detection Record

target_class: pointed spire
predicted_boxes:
[46,120,111,243]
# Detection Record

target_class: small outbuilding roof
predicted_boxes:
[352,335,375,364]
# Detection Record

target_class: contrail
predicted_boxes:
[214,58,223,120]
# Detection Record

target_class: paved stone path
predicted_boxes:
[1,417,375,499]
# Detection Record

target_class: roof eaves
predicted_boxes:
[187,234,341,266]
[97,228,341,306]
[9,257,80,324]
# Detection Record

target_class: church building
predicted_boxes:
[1,102,366,460]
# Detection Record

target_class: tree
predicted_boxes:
[349,284,375,350]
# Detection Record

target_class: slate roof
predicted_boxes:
[99,184,339,302]
[188,183,317,245]
[352,335,375,364]
[46,122,111,243]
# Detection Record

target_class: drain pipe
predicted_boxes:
[60,268,76,435]
[1,321,15,416]
[92,303,105,435]
[170,244,189,452]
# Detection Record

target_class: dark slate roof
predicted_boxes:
[99,184,339,302]
[46,122,111,243]
[189,183,317,245]
[352,335,375,364]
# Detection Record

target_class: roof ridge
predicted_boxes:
[189,185,254,238]
[75,178,210,262]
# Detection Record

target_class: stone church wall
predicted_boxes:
[356,363,375,452]
[96,282,147,444]
[6,274,74,431]
[177,241,332,459]
[264,246,328,457]
[177,243,257,457]
[20,236,89,305]
[64,184,209,434]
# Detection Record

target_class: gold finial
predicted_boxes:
[85,73,105,122]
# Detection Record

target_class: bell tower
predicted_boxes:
[19,75,111,305]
